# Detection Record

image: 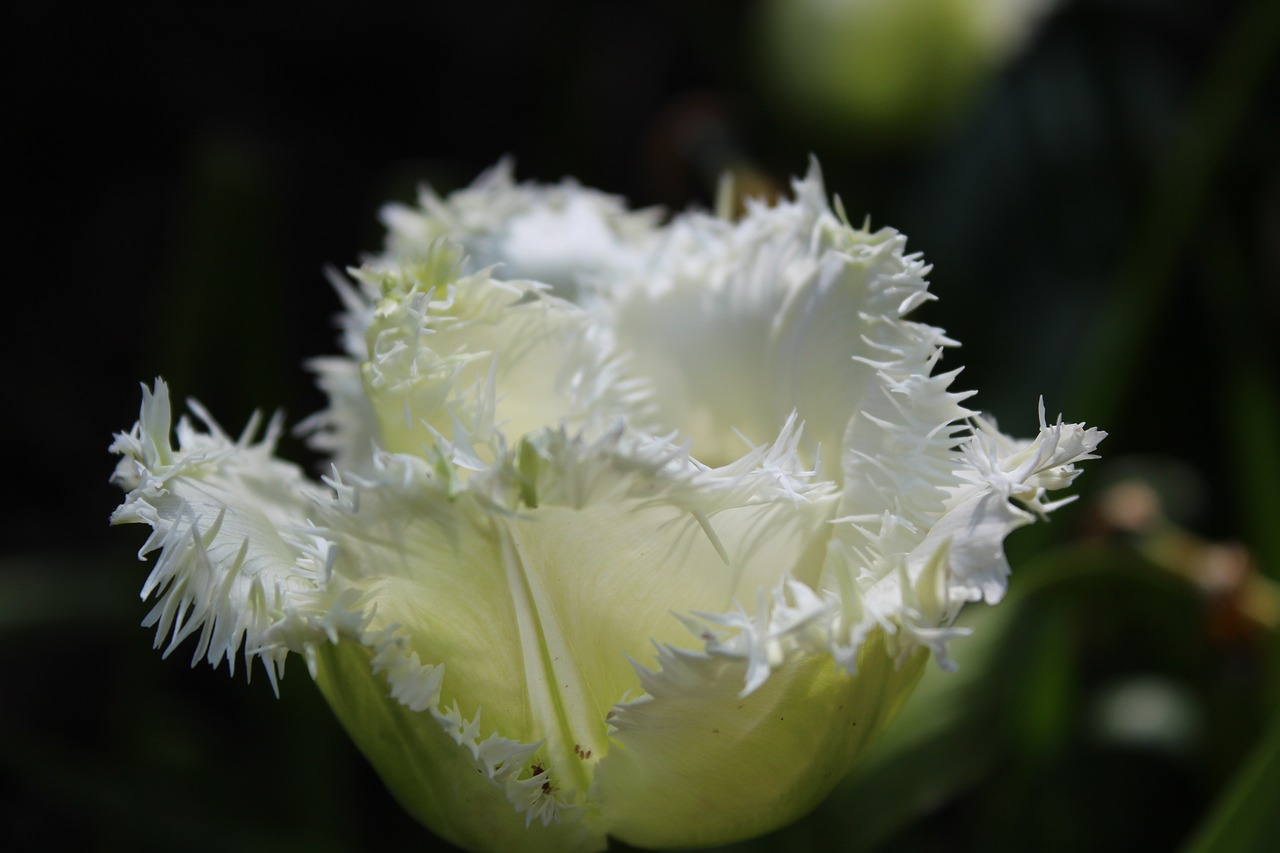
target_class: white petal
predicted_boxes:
[381,159,659,302]
[109,381,333,688]
[297,355,382,477]
[920,402,1108,605]
[603,162,955,480]
[828,400,1105,665]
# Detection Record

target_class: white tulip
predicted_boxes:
[110,160,1102,851]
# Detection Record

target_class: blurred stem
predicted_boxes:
[1181,703,1280,853]
[1137,522,1280,634]
[1220,365,1280,578]
[1197,206,1280,580]
[1066,0,1280,428]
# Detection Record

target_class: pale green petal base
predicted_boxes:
[312,640,607,853]
[595,632,928,849]
[313,632,925,852]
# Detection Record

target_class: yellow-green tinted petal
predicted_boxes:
[313,428,838,826]
[355,251,639,469]
[312,640,607,852]
[594,632,928,848]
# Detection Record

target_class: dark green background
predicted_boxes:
[5,1,1278,850]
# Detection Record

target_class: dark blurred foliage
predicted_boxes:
[4,0,1278,850]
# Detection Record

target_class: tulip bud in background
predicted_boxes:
[110,161,1102,851]
[755,0,1061,137]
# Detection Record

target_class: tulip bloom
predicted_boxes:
[110,161,1102,851]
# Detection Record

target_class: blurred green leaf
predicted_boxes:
[1182,706,1280,853]
[1067,0,1280,429]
